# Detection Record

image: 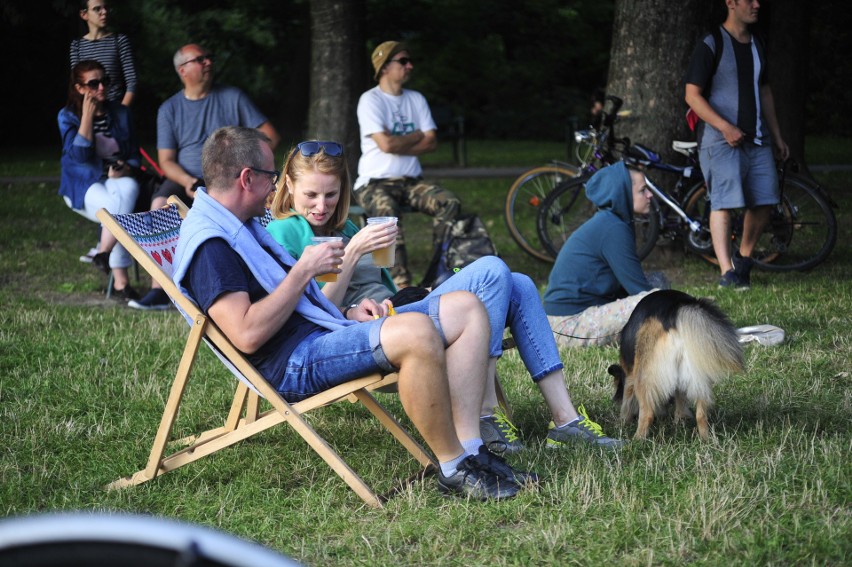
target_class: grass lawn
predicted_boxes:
[0,144,849,564]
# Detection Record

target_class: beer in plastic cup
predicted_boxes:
[310,236,343,282]
[365,216,398,268]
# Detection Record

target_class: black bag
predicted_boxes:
[131,165,164,212]
[420,214,497,288]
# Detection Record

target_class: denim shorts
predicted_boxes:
[276,317,394,402]
[699,141,778,210]
[276,294,446,402]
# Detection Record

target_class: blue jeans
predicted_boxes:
[396,256,563,382]
[277,295,446,402]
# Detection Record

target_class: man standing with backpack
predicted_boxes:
[685,0,789,290]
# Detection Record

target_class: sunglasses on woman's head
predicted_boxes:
[81,76,111,90]
[292,141,344,158]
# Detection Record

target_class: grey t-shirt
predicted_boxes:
[156,84,268,178]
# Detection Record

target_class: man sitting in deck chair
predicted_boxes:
[172,126,535,500]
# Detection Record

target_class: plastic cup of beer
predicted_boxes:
[365,216,398,268]
[310,236,343,282]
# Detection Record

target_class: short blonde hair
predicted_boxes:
[269,142,351,232]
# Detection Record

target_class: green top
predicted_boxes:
[266,213,397,305]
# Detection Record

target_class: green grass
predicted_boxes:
[0,159,850,564]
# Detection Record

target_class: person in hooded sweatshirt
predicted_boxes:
[544,162,666,347]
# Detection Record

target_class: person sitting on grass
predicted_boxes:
[58,59,141,302]
[265,140,624,456]
[172,126,537,500]
[544,162,667,347]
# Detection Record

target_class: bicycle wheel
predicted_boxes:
[751,173,837,271]
[505,164,579,262]
[682,182,716,262]
[537,175,660,260]
[683,175,837,271]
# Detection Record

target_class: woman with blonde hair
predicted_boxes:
[266,141,623,455]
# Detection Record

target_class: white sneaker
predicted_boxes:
[79,247,98,263]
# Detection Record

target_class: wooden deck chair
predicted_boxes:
[96,198,435,508]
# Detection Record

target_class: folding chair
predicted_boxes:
[96,198,434,508]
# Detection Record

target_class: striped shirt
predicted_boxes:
[70,33,137,103]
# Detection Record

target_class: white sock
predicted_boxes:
[461,437,485,456]
[439,452,468,477]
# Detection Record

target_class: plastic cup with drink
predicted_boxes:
[365,216,398,268]
[310,236,343,282]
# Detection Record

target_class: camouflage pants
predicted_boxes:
[354,177,461,286]
[547,290,656,348]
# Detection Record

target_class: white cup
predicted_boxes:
[310,236,343,282]
[365,217,398,268]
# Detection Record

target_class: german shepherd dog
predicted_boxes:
[608,290,744,440]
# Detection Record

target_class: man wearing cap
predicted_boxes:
[354,41,461,288]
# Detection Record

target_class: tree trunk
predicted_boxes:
[763,0,810,175]
[606,0,714,165]
[308,0,365,175]
[606,0,713,265]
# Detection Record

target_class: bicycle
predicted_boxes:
[537,140,838,272]
[504,95,628,262]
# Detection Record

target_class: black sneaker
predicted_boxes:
[128,288,171,311]
[92,251,110,274]
[474,446,539,487]
[113,285,141,302]
[732,251,754,287]
[436,455,519,500]
[718,269,749,291]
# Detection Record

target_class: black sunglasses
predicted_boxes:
[389,57,413,66]
[180,54,214,67]
[80,76,111,90]
[235,167,281,185]
[291,141,344,158]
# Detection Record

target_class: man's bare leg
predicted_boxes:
[710,209,734,274]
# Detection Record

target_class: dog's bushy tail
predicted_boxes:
[677,299,744,396]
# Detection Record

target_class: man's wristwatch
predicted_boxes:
[342,304,358,319]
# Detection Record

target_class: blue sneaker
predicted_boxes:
[128,288,171,311]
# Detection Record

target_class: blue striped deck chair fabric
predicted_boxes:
[95,197,434,508]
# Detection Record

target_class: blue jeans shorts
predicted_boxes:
[276,295,445,402]
[699,141,778,210]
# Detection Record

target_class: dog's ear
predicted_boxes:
[608,364,625,403]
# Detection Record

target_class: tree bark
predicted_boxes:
[308,0,365,175]
[605,0,714,166]
[763,0,810,174]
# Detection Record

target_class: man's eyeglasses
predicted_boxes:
[80,76,111,90]
[389,57,413,66]
[235,167,281,186]
[180,54,214,67]
[291,141,344,158]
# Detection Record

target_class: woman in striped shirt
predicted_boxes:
[70,0,137,106]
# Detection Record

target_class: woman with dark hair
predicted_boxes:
[69,0,137,106]
[58,60,141,301]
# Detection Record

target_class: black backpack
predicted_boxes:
[420,214,497,288]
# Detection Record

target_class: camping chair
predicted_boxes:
[96,198,435,508]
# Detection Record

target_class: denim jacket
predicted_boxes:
[57,102,139,210]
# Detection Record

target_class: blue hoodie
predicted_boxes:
[543,162,652,316]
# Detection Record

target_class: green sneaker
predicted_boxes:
[545,405,623,450]
[480,407,525,455]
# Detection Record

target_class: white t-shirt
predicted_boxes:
[354,86,437,189]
